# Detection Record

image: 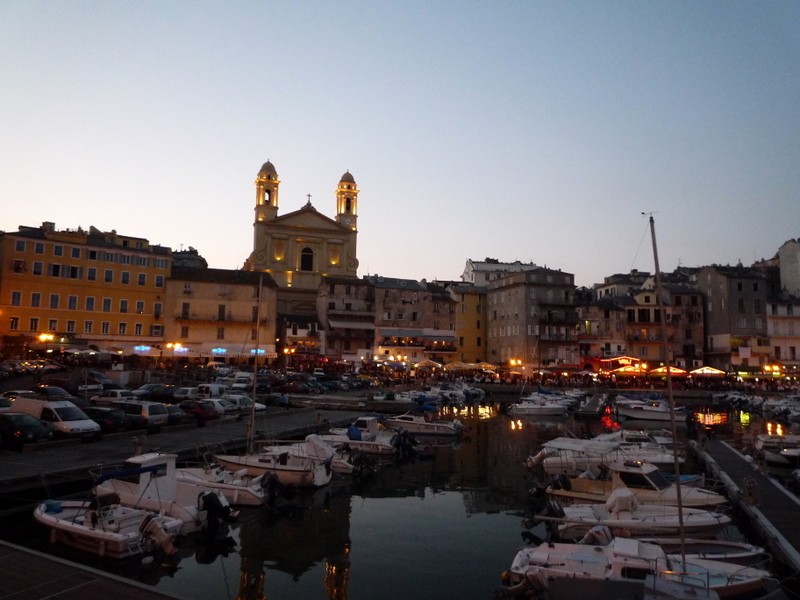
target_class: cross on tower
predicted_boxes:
[306,193,312,205]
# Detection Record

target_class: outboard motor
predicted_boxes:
[199,491,238,530]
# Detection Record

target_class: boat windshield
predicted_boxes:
[617,469,671,491]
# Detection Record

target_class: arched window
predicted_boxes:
[345,197,352,212]
[300,247,314,271]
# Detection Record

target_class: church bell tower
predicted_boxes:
[335,171,358,231]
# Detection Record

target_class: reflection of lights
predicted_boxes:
[767,422,787,437]
[509,419,524,431]
[695,412,728,427]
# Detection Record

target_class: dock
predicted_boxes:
[0,540,188,600]
[695,437,800,589]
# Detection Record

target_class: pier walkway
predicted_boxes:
[699,437,800,585]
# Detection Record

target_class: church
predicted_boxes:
[244,160,361,353]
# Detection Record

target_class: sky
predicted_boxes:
[2,1,798,289]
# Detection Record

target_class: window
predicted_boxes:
[101,322,110,334]
[68,295,78,310]
[137,273,146,286]
[66,320,75,333]
[53,245,63,257]
[154,302,162,318]
[88,267,97,281]
[12,259,25,272]
[134,323,143,335]
[738,299,745,313]
[84,320,93,333]
[11,291,21,306]
[118,323,127,335]
[34,242,44,254]
[155,275,164,287]
[30,292,40,307]
[180,326,189,338]
[155,258,167,269]
[49,293,59,309]
[85,296,95,311]
[88,249,97,260]
[102,298,112,312]
[136,300,145,314]
[120,299,128,313]
[136,256,147,266]
[49,264,61,277]
[48,319,57,331]
[104,252,114,262]
[29,317,39,331]
[15,240,25,252]
[218,304,226,320]
[68,265,81,279]
[9,317,19,330]
[104,269,113,283]
[217,327,225,340]
[121,271,130,284]
[71,247,80,258]
[150,324,163,336]
[300,247,314,271]
[32,261,43,275]
[181,303,190,319]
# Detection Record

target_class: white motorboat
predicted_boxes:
[382,411,464,436]
[538,488,731,540]
[615,396,686,422]
[323,415,416,456]
[33,491,182,559]
[96,452,238,534]
[215,435,334,488]
[175,464,266,506]
[528,436,682,476]
[507,396,569,418]
[544,460,727,508]
[500,536,770,600]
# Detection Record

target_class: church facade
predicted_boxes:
[244,160,360,317]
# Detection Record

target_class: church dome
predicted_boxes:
[259,160,278,178]
[340,170,355,184]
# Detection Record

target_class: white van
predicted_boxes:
[196,383,229,399]
[11,397,101,439]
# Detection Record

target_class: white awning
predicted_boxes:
[328,320,374,330]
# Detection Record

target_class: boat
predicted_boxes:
[507,396,570,418]
[214,435,334,488]
[382,411,464,436]
[615,396,686,422]
[322,415,416,457]
[96,452,238,534]
[175,464,266,506]
[543,459,727,508]
[537,488,731,540]
[499,536,770,600]
[33,485,183,559]
[527,436,682,476]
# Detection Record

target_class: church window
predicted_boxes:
[300,247,314,271]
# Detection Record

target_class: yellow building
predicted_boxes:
[448,282,488,363]
[0,222,171,357]
[245,161,360,317]
[163,267,278,365]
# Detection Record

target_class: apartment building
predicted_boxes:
[0,222,170,357]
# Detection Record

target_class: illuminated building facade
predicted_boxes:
[0,222,171,357]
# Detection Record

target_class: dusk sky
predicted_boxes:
[2,2,798,288]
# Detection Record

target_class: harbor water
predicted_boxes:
[0,401,770,599]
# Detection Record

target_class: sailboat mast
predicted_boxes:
[648,214,687,562]
[247,275,263,455]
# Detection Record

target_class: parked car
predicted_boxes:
[222,394,265,414]
[110,400,169,431]
[208,398,238,417]
[165,405,194,426]
[178,400,221,424]
[90,389,137,406]
[172,387,199,402]
[83,406,127,433]
[131,383,175,403]
[10,397,101,439]
[0,412,54,450]
[272,380,317,394]
[31,384,89,408]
